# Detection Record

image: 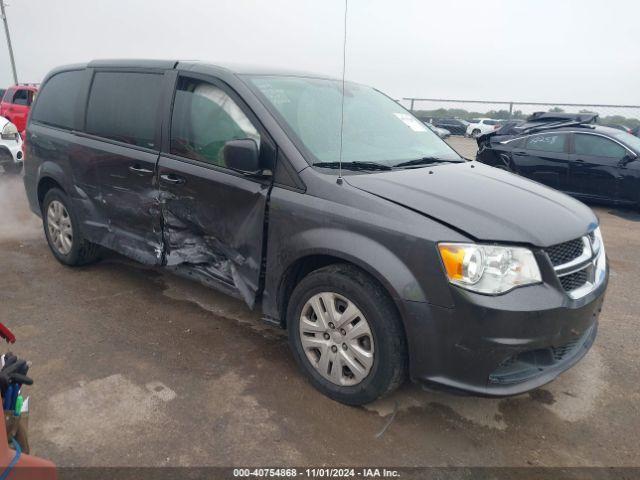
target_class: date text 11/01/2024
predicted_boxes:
[232,468,400,478]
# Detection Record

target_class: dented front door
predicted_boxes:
[157,74,271,309]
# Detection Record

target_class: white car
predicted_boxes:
[466,118,500,138]
[0,116,23,174]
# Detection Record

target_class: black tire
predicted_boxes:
[472,128,481,138]
[287,264,407,405]
[42,188,101,266]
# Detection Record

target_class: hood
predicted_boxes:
[345,162,597,247]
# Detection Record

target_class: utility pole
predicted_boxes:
[0,0,18,84]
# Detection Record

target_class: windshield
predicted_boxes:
[611,130,640,153]
[247,76,461,167]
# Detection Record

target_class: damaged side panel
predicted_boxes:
[157,156,269,309]
[71,134,164,265]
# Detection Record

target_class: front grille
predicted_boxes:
[545,238,584,266]
[559,269,588,292]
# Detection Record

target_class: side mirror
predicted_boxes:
[222,139,262,174]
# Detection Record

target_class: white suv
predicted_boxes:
[466,118,500,138]
[0,116,23,174]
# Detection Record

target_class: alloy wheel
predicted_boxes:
[299,292,374,386]
[47,200,73,255]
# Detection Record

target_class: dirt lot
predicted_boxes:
[446,135,480,160]
[0,161,639,468]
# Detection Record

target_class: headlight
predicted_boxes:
[591,226,603,256]
[592,227,606,284]
[1,122,19,141]
[438,243,542,294]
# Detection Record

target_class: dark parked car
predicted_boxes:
[432,117,469,135]
[24,60,607,404]
[604,123,632,134]
[476,113,640,208]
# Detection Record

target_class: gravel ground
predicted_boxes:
[0,171,638,469]
[445,135,480,159]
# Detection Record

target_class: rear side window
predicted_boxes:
[12,89,29,106]
[484,120,498,125]
[85,71,163,149]
[574,134,626,159]
[525,133,566,153]
[31,71,85,130]
[170,77,260,167]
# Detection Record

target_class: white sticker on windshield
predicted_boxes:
[394,113,428,132]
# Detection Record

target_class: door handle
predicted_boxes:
[129,164,154,175]
[160,173,186,185]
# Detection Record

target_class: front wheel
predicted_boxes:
[472,128,482,138]
[287,264,407,405]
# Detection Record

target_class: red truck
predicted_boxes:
[0,84,38,136]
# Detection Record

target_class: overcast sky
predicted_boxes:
[1,0,639,105]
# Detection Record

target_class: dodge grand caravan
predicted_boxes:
[23,60,608,405]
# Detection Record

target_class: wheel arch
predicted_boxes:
[37,176,65,209]
[271,230,426,330]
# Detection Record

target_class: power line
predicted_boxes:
[0,0,18,84]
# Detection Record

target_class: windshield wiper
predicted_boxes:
[312,161,392,171]
[393,157,464,168]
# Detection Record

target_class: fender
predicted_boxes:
[292,228,427,302]
[37,161,69,197]
[262,226,433,327]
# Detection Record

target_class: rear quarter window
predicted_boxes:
[525,133,566,153]
[31,70,85,130]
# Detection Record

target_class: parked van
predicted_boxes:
[24,60,607,404]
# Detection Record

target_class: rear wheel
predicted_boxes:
[472,128,481,138]
[287,264,407,405]
[42,188,101,266]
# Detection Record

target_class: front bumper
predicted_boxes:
[0,138,23,167]
[403,266,607,397]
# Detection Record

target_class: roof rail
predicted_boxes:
[527,112,598,123]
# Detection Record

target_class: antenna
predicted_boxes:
[337,0,348,185]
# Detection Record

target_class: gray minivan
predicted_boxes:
[24,60,607,405]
